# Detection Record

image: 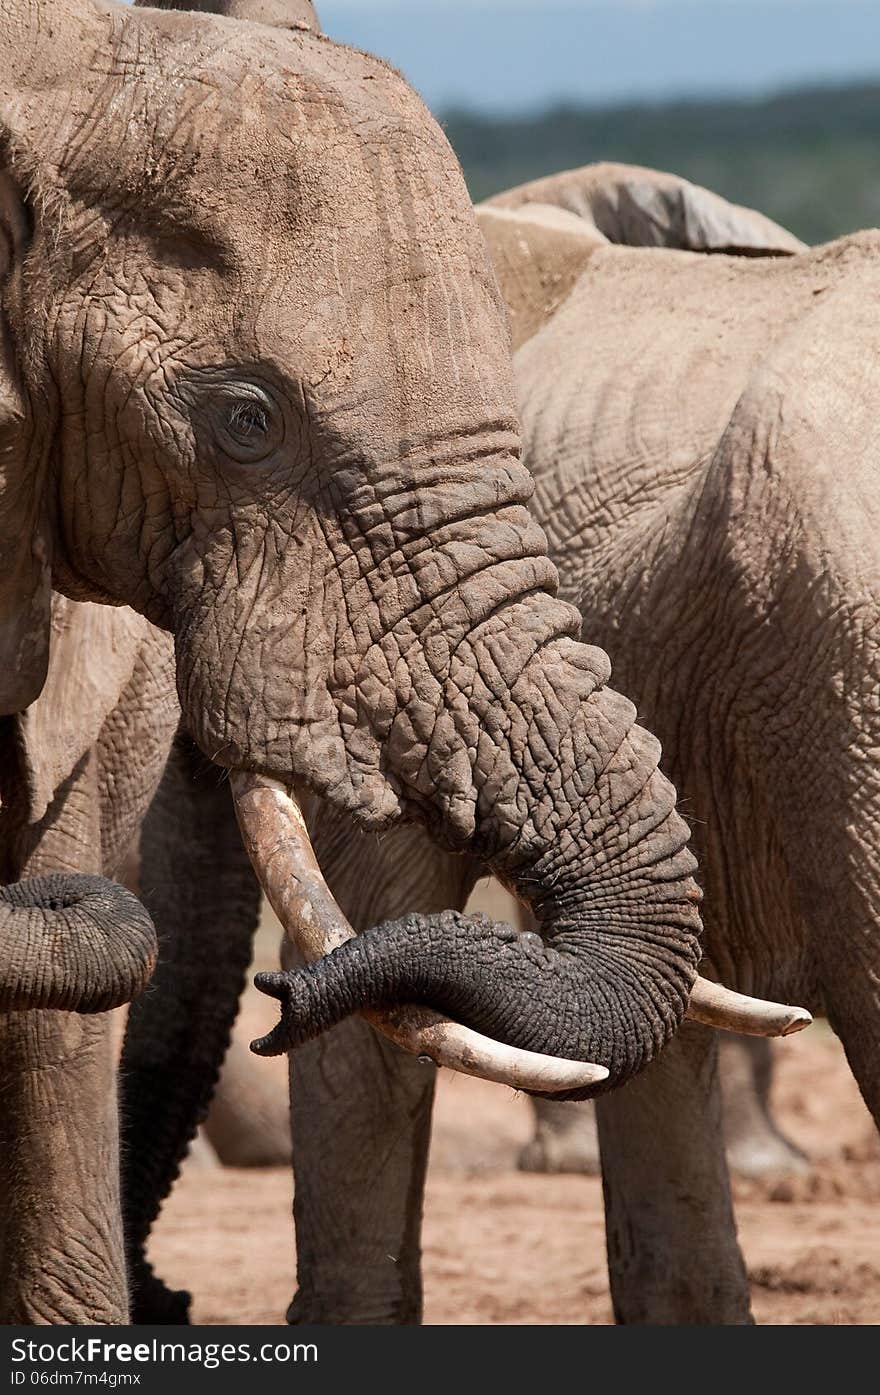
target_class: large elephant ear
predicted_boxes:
[132,0,322,32]
[0,168,52,716]
[484,161,806,257]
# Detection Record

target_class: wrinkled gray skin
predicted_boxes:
[0,596,177,1323]
[478,166,880,1320]
[1,0,703,1322]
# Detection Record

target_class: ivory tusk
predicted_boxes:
[686,977,812,1037]
[229,772,609,1093]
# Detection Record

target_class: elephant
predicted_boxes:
[62,0,808,1328]
[202,1035,292,1167]
[5,0,810,1326]
[89,1,807,1326]
[0,593,178,1322]
[470,163,880,1320]
[250,163,865,1326]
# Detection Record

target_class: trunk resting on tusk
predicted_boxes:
[230,773,811,1094]
[230,773,610,1092]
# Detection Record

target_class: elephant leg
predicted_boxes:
[287,809,476,1325]
[287,1016,435,1325]
[720,1036,808,1177]
[522,1036,808,1179]
[597,1019,752,1324]
[0,1010,125,1323]
[119,730,261,1324]
[519,1097,600,1175]
[820,968,880,1139]
[203,1035,291,1168]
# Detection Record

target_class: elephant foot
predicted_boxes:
[130,1258,192,1325]
[183,1129,221,1170]
[518,1097,600,1175]
[725,1124,808,1179]
[287,1287,421,1326]
[720,1035,809,1179]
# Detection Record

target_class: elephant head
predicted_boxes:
[0,0,802,1096]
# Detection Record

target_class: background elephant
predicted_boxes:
[252,165,826,1327]
[0,594,177,1322]
[521,1033,807,1178]
[202,1035,292,1167]
[2,0,751,1325]
[474,165,812,1184]
[469,164,880,1320]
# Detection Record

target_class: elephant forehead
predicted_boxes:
[33,13,473,286]
[28,8,512,430]
[124,15,461,230]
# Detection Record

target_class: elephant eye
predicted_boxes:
[229,401,269,438]
[215,385,283,463]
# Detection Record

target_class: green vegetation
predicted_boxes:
[444,82,880,245]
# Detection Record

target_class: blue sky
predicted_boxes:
[318,0,880,113]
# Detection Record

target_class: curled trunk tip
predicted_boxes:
[0,874,158,1013]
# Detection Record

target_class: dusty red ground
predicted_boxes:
[151,994,880,1326]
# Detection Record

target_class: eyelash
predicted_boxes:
[228,401,270,437]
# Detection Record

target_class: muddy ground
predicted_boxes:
[150,973,880,1325]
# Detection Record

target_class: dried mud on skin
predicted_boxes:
[151,991,880,1326]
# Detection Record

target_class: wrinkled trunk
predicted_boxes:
[0,874,156,1012]
[0,1009,128,1324]
[248,577,704,1096]
[0,753,158,1323]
